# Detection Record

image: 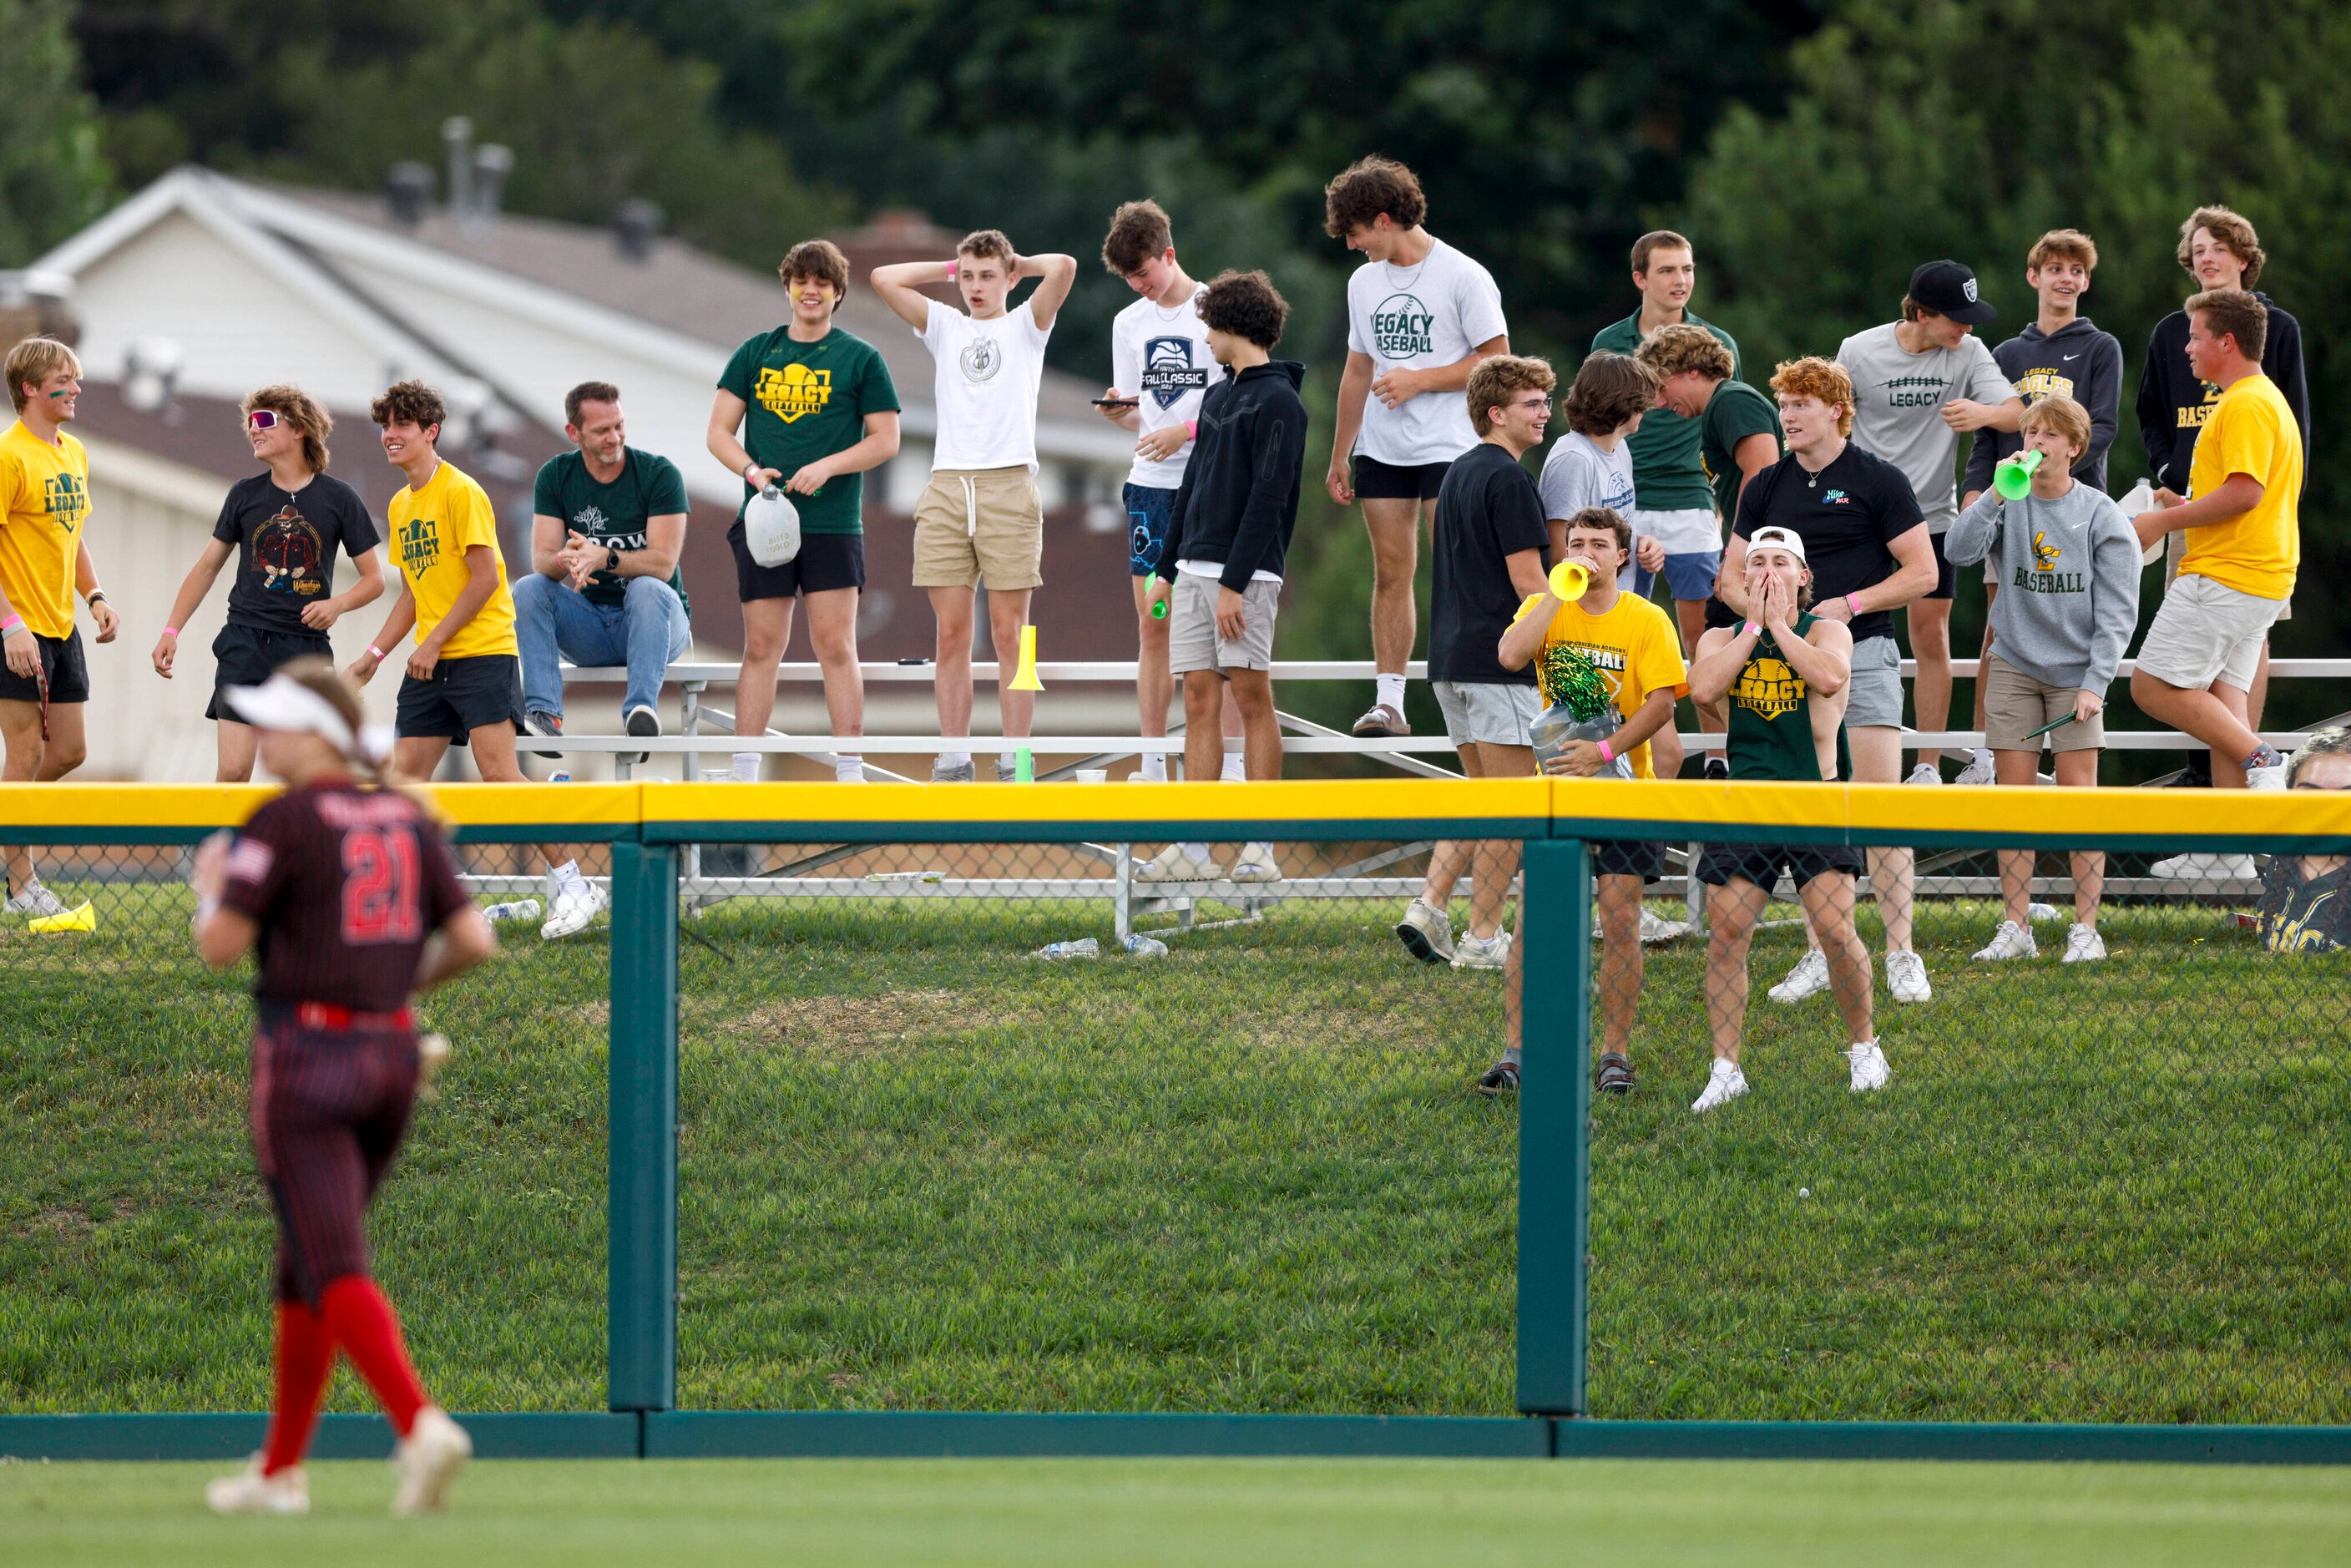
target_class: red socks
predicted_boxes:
[260,1302,335,1476]
[320,1276,427,1440]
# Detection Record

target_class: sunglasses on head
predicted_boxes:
[248,410,281,432]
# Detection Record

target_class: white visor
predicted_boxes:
[1747,526,1808,564]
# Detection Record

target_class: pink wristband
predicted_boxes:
[1185,419,1197,441]
[1742,620,1759,637]
[945,261,958,280]
[162,625,179,636]
[0,614,20,631]
[1845,593,1861,615]
[367,645,386,660]
[1597,740,1615,764]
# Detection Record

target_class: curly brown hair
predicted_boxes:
[1322,156,1426,239]
[1562,506,1631,557]
[369,378,446,435]
[1562,352,1660,437]
[1101,200,1174,276]
[1196,269,1289,348]
[956,229,1018,271]
[241,384,332,473]
[1465,355,1555,438]
[2177,205,2264,287]
[1635,322,1734,382]
[778,238,850,300]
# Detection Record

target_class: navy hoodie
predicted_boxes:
[1157,359,1307,592]
[1961,316,2124,496]
[2135,292,2309,491]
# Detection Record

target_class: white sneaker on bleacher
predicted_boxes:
[1134,845,1221,883]
[1971,920,2036,962]
[2061,923,2107,964]
[1952,756,1996,786]
[1228,842,1278,883]
[1691,1057,1748,1114]
[2150,852,2256,883]
[1767,948,1831,1004]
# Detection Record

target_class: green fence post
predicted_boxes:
[608,837,679,1413]
[1515,836,1592,1417]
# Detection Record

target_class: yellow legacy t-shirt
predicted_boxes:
[2182,372,2302,599]
[1509,589,1690,780]
[389,461,517,660]
[0,422,91,640]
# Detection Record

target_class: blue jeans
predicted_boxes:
[513,572,690,720]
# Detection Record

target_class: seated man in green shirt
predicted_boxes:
[518,379,693,763]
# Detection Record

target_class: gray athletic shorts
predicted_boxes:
[1168,572,1278,675]
[1433,680,1539,747]
[1844,634,1904,730]
[2135,572,2283,693]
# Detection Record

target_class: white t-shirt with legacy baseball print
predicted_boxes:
[1346,236,1509,468]
[921,297,1052,472]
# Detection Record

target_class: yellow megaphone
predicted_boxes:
[1009,624,1044,692]
[28,900,96,934]
[1548,559,1591,603]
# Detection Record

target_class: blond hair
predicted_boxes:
[1769,357,1855,438]
[2020,393,2091,454]
[6,336,81,413]
[241,384,333,473]
[2026,228,2099,273]
[1636,322,1734,382]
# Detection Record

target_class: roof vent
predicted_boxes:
[442,117,474,220]
[613,198,663,262]
[384,161,434,227]
[122,336,184,415]
[472,144,513,224]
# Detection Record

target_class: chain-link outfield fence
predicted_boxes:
[3,779,2347,1458]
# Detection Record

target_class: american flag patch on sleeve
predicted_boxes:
[226,837,276,887]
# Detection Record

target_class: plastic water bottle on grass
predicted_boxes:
[483,898,544,923]
[1033,938,1100,960]
[1121,933,1169,958]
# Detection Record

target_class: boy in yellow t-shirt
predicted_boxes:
[1,336,120,922]
[2131,289,2303,791]
[1479,504,1688,1100]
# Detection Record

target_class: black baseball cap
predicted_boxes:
[1907,259,1997,325]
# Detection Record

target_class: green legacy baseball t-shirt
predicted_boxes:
[1700,377,1783,526]
[532,447,692,617]
[1589,308,1740,513]
[717,326,901,535]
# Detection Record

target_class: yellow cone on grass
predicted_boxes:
[28,900,96,934]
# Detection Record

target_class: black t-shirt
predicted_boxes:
[1732,445,1923,644]
[214,473,381,635]
[1429,441,1549,684]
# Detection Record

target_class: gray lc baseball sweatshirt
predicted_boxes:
[1944,483,2141,694]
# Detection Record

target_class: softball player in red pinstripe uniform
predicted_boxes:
[190,658,493,1516]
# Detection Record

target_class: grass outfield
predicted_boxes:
[3,856,2345,1421]
[5,1457,2350,1566]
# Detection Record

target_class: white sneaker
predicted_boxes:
[1971,920,2037,962]
[5,879,68,918]
[1767,948,1832,1004]
[205,1454,309,1515]
[1639,908,1691,944]
[2150,851,2257,882]
[391,1405,471,1516]
[1904,763,1943,786]
[1227,842,1279,883]
[1885,948,1933,1003]
[1451,931,1512,970]
[1134,844,1222,883]
[1953,756,1996,786]
[1691,1058,1748,1114]
[2249,760,2288,792]
[1846,1039,1891,1094]
[540,878,609,939]
[1395,897,1455,964]
[2061,923,2107,964]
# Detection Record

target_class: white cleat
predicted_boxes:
[1691,1058,1749,1114]
[1451,932,1513,970]
[1134,844,1224,883]
[1226,842,1279,883]
[1971,920,2038,962]
[540,878,609,940]
[2060,923,2108,964]
[1846,1039,1892,1094]
[206,1454,310,1515]
[1885,948,1933,1003]
[1767,948,1832,1004]
[391,1406,472,1517]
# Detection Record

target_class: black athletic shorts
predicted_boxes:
[1924,530,1961,601]
[395,652,524,744]
[0,626,88,705]
[207,622,332,721]
[1352,454,1450,502]
[1593,838,1666,883]
[252,1000,418,1308]
[1696,841,1865,893]
[730,524,865,602]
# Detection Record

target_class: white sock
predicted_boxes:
[938,750,971,771]
[1220,751,1246,782]
[833,755,864,783]
[1375,672,1407,712]
[999,750,1019,774]
[731,751,760,782]
[551,859,584,889]
[1971,747,1993,770]
[1180,842,1212,865]
[1140,752,1168,782]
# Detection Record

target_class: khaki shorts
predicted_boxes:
[1983,654,2104,752]
[2166,529,2288,621]
[1168,572,1279,674]
[913,468,1044,590]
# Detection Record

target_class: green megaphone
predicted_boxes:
[1994,448,2044,500]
